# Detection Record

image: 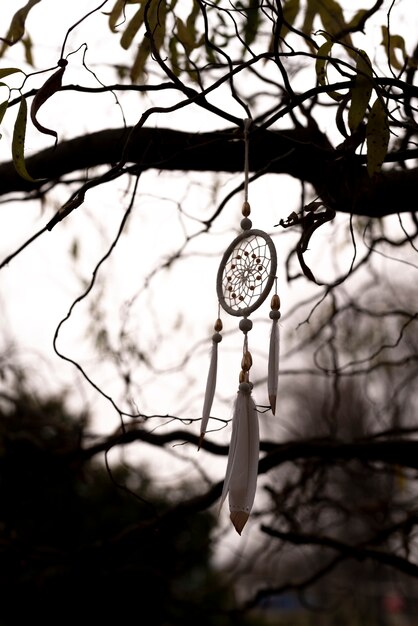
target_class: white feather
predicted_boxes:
[220,388,259,534]
[268,318,280,415]
[200,339,219,440]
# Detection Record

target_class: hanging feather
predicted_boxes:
[199,318,222,449]
[220,381,259,535]
[268,294,281,415]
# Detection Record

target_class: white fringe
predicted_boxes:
[268,318,280,415]
[220,388,259,535]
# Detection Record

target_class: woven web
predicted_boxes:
[221,234,272,311]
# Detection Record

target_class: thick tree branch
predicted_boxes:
[79,427,418,472]
[1,125,417,218]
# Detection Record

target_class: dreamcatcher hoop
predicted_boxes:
[216,228,277,318]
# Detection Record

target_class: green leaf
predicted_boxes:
[186,2,201,41]
[176,2,203,56]
[12,96,35,182]
[22,35,35,66]
[119,0,167,55]
[0,68,22,79]
[281,0,300,38]
[348,49,373,132]
[130,37,151,82]
[301,1,318,45]
[0,100,8,123]
[381,25,407,70]
[108,0,128,33]
[0,0,42,49]
[315,33,333,85]
[0,100,9,138]
[127,0,167,81]
[70,239,79,261]
[366,98,389,177]
[317,0,347,35]
[169,37,180,76]
[315,32,341,100]
[347,9,368,30]
[177,18,197,54]
[243,0,261,46]
[271,0,300,46]
[149,0,166,53]
[120,5,146,50]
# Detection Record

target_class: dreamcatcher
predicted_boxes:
[199,119,282,535]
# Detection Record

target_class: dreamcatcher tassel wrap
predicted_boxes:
[220,381,259,535]
[268,294,281,415]
[199,319,222,449]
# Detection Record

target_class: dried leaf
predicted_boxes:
[30,60,67,140]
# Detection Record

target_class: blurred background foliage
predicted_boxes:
[0,361,264,626]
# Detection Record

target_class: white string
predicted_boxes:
[243,118,252,204]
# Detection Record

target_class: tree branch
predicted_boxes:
[260,526,418,579]
[79,427,418,472]
[1,125,418,218]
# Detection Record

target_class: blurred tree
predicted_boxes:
[0,365,251,626]
[239,301,418,623]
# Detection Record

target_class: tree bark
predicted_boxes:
[0,125,417,218]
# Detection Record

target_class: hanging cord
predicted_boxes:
[243,118,252,204]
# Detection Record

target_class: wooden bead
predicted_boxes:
[214,318,223,332]
[241,351,253,371]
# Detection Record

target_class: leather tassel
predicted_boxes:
[220,382,259,535]
[199,319,222,449]
[268,294,281,415]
